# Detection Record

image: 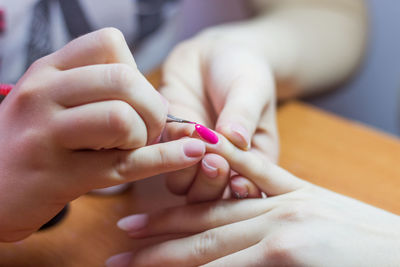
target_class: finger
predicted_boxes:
[230,176,262,199]
[160,42,216,196]
[130,215,266,267]
[52,100,147,150]
[250,101,280,163]
[206,46,275,151]
[47,28,136,70]
[52,64,167,143]
[66,138,206,190]
[164,115,205,195]
[186,154,230,204]
[201,242,267,267]
[165,164,199,195]
[117,199,277,238]
[215,84,271,150]
[205,132,308,195]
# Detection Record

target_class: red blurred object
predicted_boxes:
[0,83,13,96]
[0,8,5,34]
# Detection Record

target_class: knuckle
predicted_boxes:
[13,82,42,107]
[113,151,131,180]
[27,57,47,73]
[154,145,172,169]
[204,205,223,227]
[192,230,216,259]
[107,102,146,147]
[97,27,126,54]
[106,64,136,90]
[261,234,297,265]
[276,203,308,222]
[148,106,166,138]
[171,40,195,56]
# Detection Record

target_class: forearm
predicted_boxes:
[196,0,368,99]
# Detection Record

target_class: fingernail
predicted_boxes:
[233,191,249,199]
[195,124,219,144]
[231,178,249,199]
[183,139,205,158]
[117,214,148,232]
[105,252,133,267]
[201,158,218,178]
[226,123,250,150]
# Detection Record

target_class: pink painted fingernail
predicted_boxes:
[106,252,133,267]
[201,158,218,178]
[195,124,219,144]
[183,139,206,158]
[117,214,148,232]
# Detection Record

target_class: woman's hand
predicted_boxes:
[0,28,206,242]
[108,133,400,267]
[161,29,279,202]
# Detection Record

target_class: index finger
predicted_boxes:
[47,28,136,70]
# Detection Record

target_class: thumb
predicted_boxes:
[117,138,206,182]
[73,138,206,189]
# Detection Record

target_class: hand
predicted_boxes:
[161,29,279,202]
[0,28,206,242]
[109,134,400,267]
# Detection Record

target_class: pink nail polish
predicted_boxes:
[117,214,148,232]
[195,124,219,144]
[106,252,133,267]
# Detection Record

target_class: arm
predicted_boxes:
[202,0,368,98]
[161,0,368,203]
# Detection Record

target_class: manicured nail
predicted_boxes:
[183,139,205,158]
[201,158,218,178]
[195,124,219,144]
[229,123,250,150]
[117,214,148,232]
[105,252,133,267]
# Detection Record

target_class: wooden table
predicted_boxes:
[1,73,400,266]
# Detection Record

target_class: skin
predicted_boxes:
[108,133,400,267]
[161,0,367,203]
[0,28,207,242]
[0,0,368,243]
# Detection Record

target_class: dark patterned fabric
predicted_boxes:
[25,0,179,70]
[25,0,51,69]
[59,0,92,39]
[135,0,178,43]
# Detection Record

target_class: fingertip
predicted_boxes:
[183,139,205,158]
[106,252,133,267]
[230,176,262,199]
[201,154,229,179]
[217,123,250,150]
